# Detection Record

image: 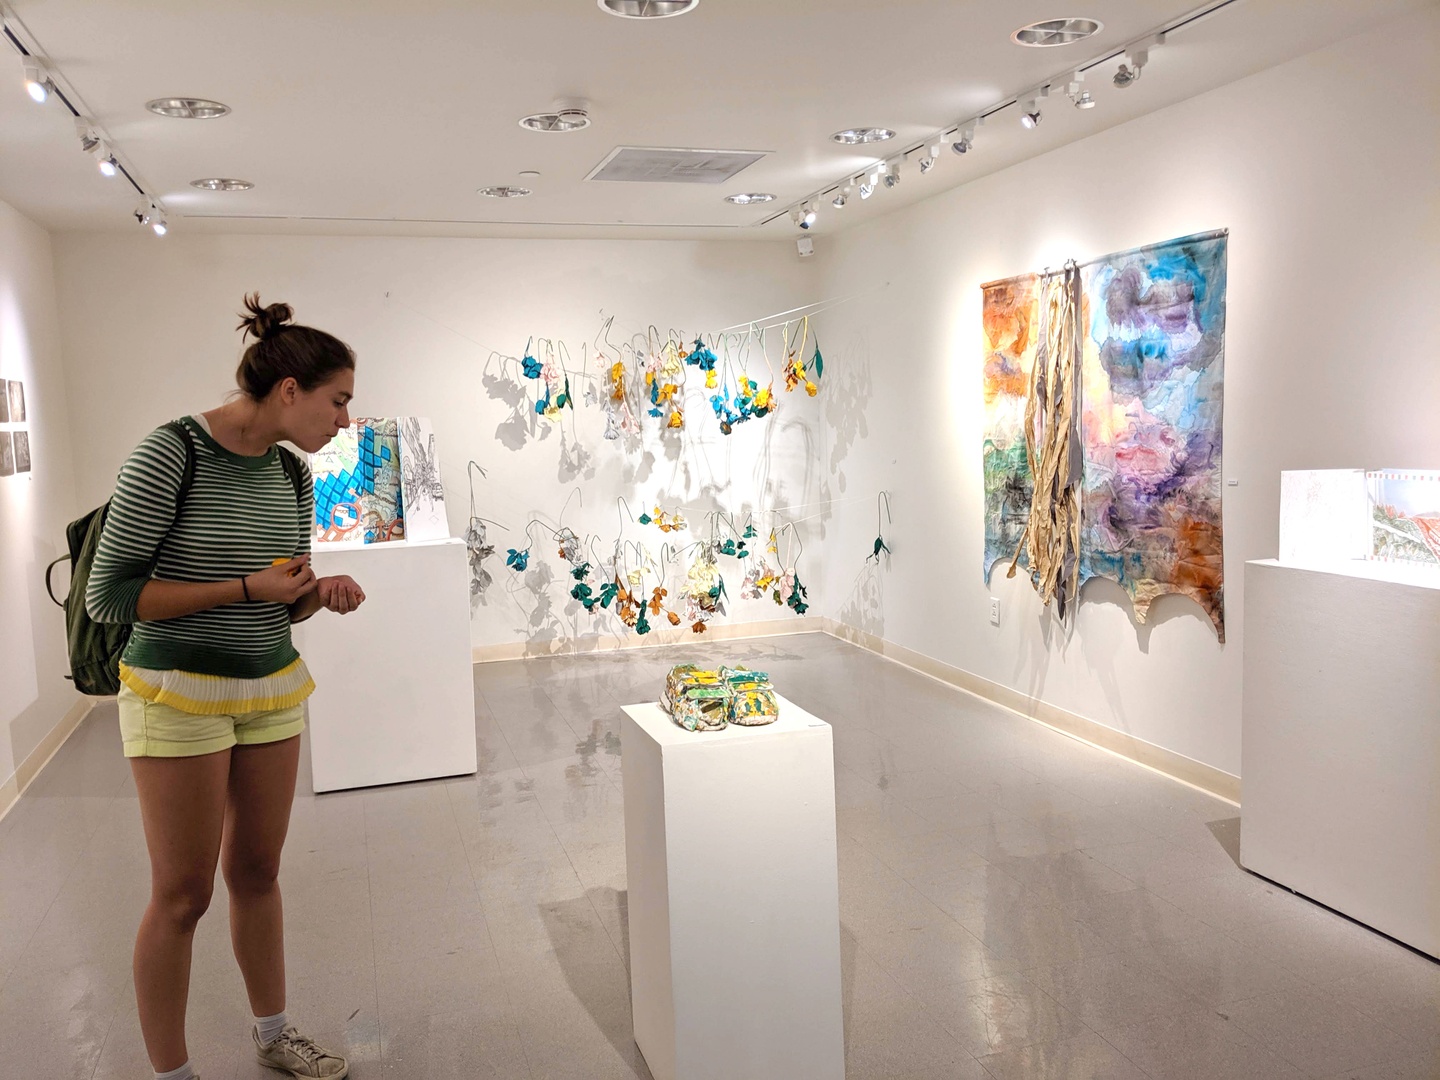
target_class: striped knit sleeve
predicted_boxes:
[85,425,187,624]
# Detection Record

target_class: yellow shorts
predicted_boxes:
[117,685,306,759]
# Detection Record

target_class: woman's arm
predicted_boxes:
[135,578,247,621]
[134,557,319,622]
[86,426,190,624]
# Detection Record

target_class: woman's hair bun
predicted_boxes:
[237,292,294,342]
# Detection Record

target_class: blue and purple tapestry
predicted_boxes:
[1078,231,1228,639]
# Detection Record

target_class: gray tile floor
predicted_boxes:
[1,633,1436,1079]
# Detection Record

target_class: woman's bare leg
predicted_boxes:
[221,735,301,1018]
[131,750,233,1072]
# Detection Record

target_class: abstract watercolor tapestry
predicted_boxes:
[982,274,1039,583]
[1367,470,1440,566]
[1078,231,1228,639]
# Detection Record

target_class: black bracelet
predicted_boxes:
[241,576,251,601]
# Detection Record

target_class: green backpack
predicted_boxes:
[45,421,305,696]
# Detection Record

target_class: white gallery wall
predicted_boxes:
[0,197,83,795]
[809,7,1440,779]
[51,234,825,652]
[39,7,1438,783]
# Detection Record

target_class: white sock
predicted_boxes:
[255,1010,288,1047]
[155,1062,195,1080]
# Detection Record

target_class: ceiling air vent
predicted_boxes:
[585,146,767,185]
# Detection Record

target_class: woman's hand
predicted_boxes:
[245,556,318,604]
[317,574,366,615]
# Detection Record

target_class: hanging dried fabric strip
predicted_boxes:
[1008,262,1083,616]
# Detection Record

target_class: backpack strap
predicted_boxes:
[148,420,199,576]
[276,444,305,504]
[162,419,198,514]
[45,556,68,608]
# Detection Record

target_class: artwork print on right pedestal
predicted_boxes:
[1367,470,1440,566]
[1078,231,1228,640]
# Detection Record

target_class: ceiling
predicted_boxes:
[0,0,1428,241]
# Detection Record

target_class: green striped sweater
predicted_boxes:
[86,417,313,679]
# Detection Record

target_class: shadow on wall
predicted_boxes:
[1008,574,1227,740]
[759,416,832,543]
[835,560,887,641]
[8,531,75,785]
[1078,576,1225,654]
[821,329,873,490]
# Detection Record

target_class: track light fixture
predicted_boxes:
[74,119,121,177]
[859,181,874,200]
[832,185,850,210]
[883,163,901,189]
[793,202,818,230]
[1114,34,1163,88]
[1019,88,1048,129]
[1066,71,1096,110]
[919,141,942,174]
[952,117,982,154]
[22,58,51,103]
[75,118,99,152]
[134,198,167,235]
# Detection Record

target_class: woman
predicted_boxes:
[87,295,365,1080]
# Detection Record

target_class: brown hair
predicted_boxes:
[235,293,354,400]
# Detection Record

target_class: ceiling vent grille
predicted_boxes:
[585,146,767,185]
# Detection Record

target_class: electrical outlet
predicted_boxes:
[989,597,1000,626]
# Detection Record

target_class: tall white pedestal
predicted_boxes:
[1241,558,1440,958]
[296,538,477,793]
[620,696,844,1080]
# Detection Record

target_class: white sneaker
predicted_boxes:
[253,1024,349,1079]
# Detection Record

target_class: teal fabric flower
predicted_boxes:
[506,548,530,571]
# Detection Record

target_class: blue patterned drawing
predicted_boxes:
[309,420,406,544]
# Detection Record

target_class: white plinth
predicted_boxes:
[1241,558,1440,958]
[296,538,477,793]
[620,696,845,1080]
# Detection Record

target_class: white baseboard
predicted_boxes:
[0,695,97,825]
[819,617,1240,806]
[471,617,821,664]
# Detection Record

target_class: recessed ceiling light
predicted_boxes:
[519,108,591,133]
[190,178,254,191]
[146,97,231,119]
[830,128,896,145]
[1011,18,1103,47]
[478,186,532,198]
[724,192,775,205]
[598,0,699,17]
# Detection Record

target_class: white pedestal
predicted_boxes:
[1241,558,1440,958]
[296,538,477,793]
[620,696,845,1080]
